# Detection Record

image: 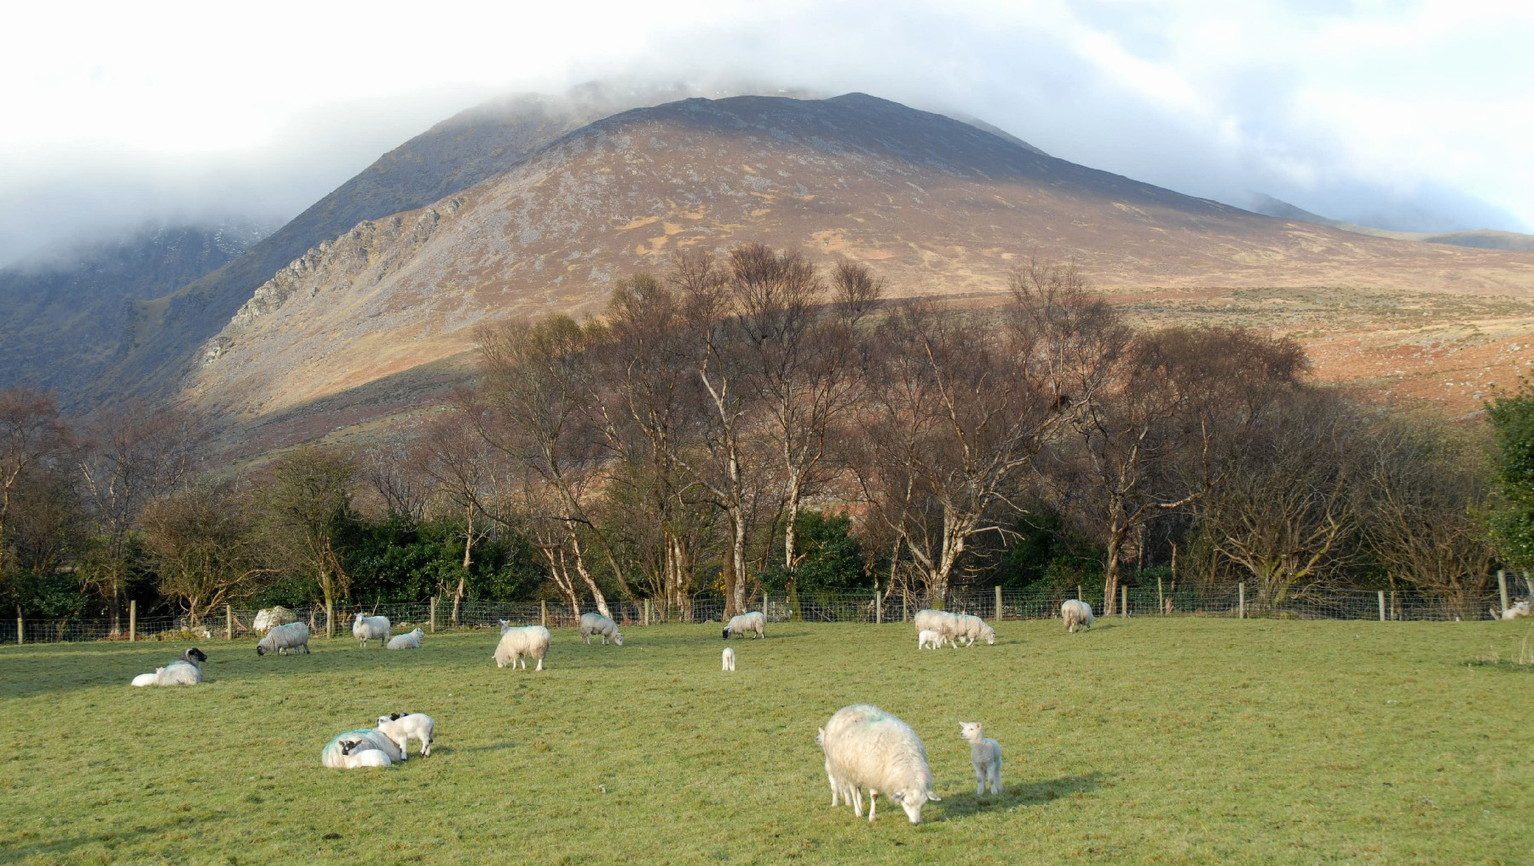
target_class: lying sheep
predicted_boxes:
[1062,599,1094,633]
[338,741,394,768]
[722,646,736,672]
[321,728,404,768]
[131,647,207,687]
[952,614,996,646]
[722,611,765,639]
[376,712,434,759]
[578,612,624,646]
[251,606,297,634]
[960,721,1003,796]
[1491,599,1532,620]
[494,625,551,671]
[386,628,424,650]
[821,704,940,824]
[257,621,311,656]
[353,613,391,648]
[916,629,947,650]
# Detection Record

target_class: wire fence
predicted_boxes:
[0,579,1527,646]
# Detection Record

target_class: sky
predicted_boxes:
[2,0,1531,267]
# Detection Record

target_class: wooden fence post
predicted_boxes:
[994,586,1003,621]
[540,600,547,628]
[225,605,233,641]
[129,600,137,642]
[429,597,437,634]
[1077,584,1083,603]
[875,592,883,624]
[644,598,651,627]
[902,590,909,623]
[15,614,21,645]
[1377,590,1386,622]
[1238,582,1246,619]
[1497,570,1510,615]
[762,591,768,616]
[1120,586,1128,618]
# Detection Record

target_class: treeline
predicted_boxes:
[3,246,1532,628]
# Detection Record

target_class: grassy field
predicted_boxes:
[2,618,1531,865]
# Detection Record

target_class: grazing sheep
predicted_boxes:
[959,721,1003,796]
[952,614,996,646]
[722,646,736,672]
[816,726,860,810]
[321,728,404,768]
[386,628,424,650]
[494,625,551,671]
[913,609,962,647]
[821,704,941,824]
[1061,599,1094,633]
[131,647,207,687]
[352,613,391,648]
[257,621,311,656]
[722,611,765,639]
[578,612,624,646]
[251,606,297,634]
[917,629,947,650]
[376,712,434,759]
[1491,599,1532,620]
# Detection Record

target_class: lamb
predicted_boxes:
[1491,599,1532,620]
[820,704,941,824]
[321,728,404,768]
[722,611,765,639]
[578,612,624,646]
[917,629,948,650]
[338,741,394,768]
[959,721,1003,796]
[386,628,424,650]
[376,712,434,759]
[352,613,391,648]
[913,609,961,647]
[952,614,996,646]
[257,621,311,655]
[131,647,207,686]
[722,646,736,672]
[1061,599,1095,633]
[251,606,297,634]
[494,625,551,670]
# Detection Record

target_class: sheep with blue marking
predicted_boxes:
[321,728,403,769]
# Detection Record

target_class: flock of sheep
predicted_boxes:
[125,599,1114,823]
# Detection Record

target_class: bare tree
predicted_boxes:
[141,482,265,625]
[410,406,496,625]
[254,446,357,621]
[358,442,429,522]
[0,389,75,614]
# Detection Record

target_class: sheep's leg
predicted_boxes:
[850,786,863,817]
[975,764,985,796]
[991,765,1002,794]
[867,791,877,822]
[535,656,543,672]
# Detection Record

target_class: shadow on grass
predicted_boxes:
[938,773,1105,820]
[1465,658,1534,673]
[435,742,519,754]
[0,813,218,861]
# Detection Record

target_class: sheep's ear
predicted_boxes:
[890,791,905,803]
[390,712,403,720]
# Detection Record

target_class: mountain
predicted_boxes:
[0,221,267,399]
[1250,193,1534,252]
[181,93,1534,439]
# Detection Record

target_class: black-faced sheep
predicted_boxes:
[131,647,207,687]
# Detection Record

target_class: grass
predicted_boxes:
[2,618,1531,865]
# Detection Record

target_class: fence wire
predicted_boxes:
[0,581,1525,645]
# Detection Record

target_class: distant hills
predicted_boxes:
[1249,193,1534,252]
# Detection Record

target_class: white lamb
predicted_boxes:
[821,704,941,824]
[131,647,207,686]
[321,728,405,768]
[960,721,1003,796]
[722,611,765,639]
[952,614,996,646]
[1491,599,1532,620]
[578,612,624,646]
[352,613,391,648]
[338,743,394,768]
[494,625,551,670]
[722,646,736,672]
[257,621,311,655]
[916,629,947,650]
[1062,599,1094,633]
[251,606,297,634]
[386,628,424,650]
[376,712,434,759]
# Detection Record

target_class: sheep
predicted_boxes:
[1491,599,1532,620]
[722,646,736,672]
[816,726,859,810]
[257,621,311,656]
[959,721,1003,796]
[386,628,424,650]
[952,614,996,646]
[131,647,207,686]
[722,611,765,639]
[338,741,394,768]
[499,619,514,633]
[494,625,551,671]
[321,728,403,768]
[1062,599,1094,633]
[376,712,434,759]
[251,606,297,634]
[821,704,940,824]
[352,612,391,648]
[578,612,624,646]
[913,609,962,647]
[916,629,947,650]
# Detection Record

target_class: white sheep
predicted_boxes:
[321,728,404,768]
[821,704,941,824]
[1062,599,1094,633]
[722,611,765,639]
[338,742,394,768]
[494,625,551,670]
[386,628,424,650]
[722,646,736,672]
[376,712,434,759]
[578,612,624,646]
[131,647,207,686]
[1491,599,1532,620]
[251,606,297,634]
[257,621,311,656]
[816,726,859,809]
[959,721,1003,796]
[352,613,391,648]
[952,614,996,646]
[913,609,962,647]
[916,629,947,650]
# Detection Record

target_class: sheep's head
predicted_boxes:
[889,788,939,824]
[612,632,624,646]
[184,647,208,663]
[960,721,983,742]
[339,739,363,755]
[721,628,731,639]
[982,628,996,646]
[499,619,512,633]
[256,644,267,656]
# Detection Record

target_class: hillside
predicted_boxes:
[1250,193,1534,252]
[183,93,1534,442]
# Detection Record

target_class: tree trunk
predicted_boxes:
[1102,529,1124,617]
[567,528,612,619]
